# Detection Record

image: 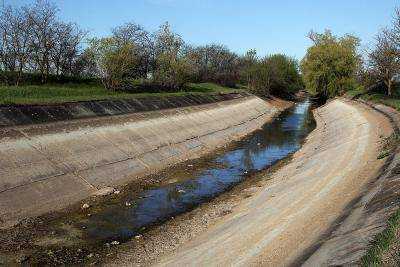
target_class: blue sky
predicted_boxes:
[11,0,399,59]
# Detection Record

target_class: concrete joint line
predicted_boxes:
[16,129,97,191]
[0,171,67,194]
[0,98,272,199]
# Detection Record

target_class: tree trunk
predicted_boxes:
[385,69,393,97]
[388,79,393,96]
[16,66,23,86]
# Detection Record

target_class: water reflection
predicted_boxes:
[84,100,316,242]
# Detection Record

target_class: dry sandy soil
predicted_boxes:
[104,99,393,266]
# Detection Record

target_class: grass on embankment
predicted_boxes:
[0,82,243,105]
[361,209,400,266]
[346,85,400,112]
[348,88,400,266]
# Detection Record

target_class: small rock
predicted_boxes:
[111,241,120,245]
[257,143,261,146]
[178,189,186,194]
[77,248,82,253]
[125,201,132,207]
[114,190,121,195]
[134,234,142,239]
[16,255,29,263]
[94,187,115,197]
[82,226,87,229]
[82,203,90,209]
[87,253,94,258]
[187,164,193,167]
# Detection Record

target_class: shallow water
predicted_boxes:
[84,99,316,243]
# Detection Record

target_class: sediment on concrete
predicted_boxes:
[0,92,250,127]
[0,94,291,228]
[304,100,400,266]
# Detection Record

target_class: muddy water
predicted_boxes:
[84,99,316,243]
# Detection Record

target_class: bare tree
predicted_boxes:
[50,22,86,76]
[0,6,32,85]
[184,44,240,86]
[112,22,153,78]
[369,29,400,96]
[390,7,400,52]
[0,7,16,81]
[27,0,58,83]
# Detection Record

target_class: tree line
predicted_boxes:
[1,0,303,98]
[365,8,400,96]
[301,7,400,99]
[0,1,86,85]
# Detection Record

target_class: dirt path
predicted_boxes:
[145,99,392,266]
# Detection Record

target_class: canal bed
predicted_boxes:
[0,99,316,265]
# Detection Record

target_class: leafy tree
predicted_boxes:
[239,49,258,85]
[247,60,273,96]
[247,54,302,97]
[301,30,360,99]
[152,22,191,90]
[153,53,192,90]
[265,54,303,95]
[87,37,139,90]
[112,22,153,78]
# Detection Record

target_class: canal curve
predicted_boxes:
[83,99,316,242]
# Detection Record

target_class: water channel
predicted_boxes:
[83,99,316,243]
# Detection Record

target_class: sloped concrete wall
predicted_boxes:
[304,101,400,266]
[0,95,291,228]
[0,92,249,127]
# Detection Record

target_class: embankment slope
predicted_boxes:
[154,99,392,266]
[0,94,291,228]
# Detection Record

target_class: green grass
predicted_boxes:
[0,82,242,105]
[185,82,240,93]
[353,91,400,266]
[345,87,366,98]
[377,150,391,159]
[359,93,400,112]
[361,209,400,266]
